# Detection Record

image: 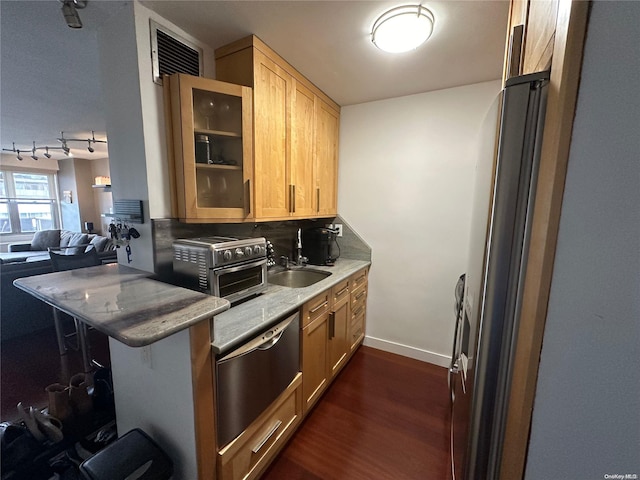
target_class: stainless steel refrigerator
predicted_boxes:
[449,71,550,480]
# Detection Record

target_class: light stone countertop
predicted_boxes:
[13,263,230,347]
[213,258,371,354]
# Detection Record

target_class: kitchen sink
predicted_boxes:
[268,268,331,288]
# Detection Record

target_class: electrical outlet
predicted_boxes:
[335,224,343,237]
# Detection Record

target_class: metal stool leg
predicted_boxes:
[53,307,67,355]
[76,318,92,373]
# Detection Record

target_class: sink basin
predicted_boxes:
[268,268,331,288]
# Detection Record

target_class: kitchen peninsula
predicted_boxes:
[13,257,370,479]
[13,263,230,347]
[13,263,230,478]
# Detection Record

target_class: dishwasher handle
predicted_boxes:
[217,313,298,363]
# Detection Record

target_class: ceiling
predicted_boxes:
[1,0,508,161]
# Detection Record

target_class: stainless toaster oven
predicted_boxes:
[173,236,267,304]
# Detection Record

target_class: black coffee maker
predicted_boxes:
[302,227,337,266]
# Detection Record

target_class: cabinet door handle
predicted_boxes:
[329,312,335,339]
[310,300,328,314]
[245,179,252,216]
[251,420,282,454]
[316,188,320,213]
[289,184,296,213]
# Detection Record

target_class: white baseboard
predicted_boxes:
[363,335,451,368]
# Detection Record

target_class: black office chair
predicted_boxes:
[79,429,173,480]
[49,246,102,372]
[49,246,101,271]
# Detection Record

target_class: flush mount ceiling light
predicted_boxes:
[371,4,435,53]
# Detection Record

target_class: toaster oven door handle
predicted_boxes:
[213,258,266,275]
[217,313,297,362]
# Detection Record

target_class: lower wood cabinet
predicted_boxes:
[300,268,368,415]
[350,272,368,352]
[328,280,350,378]
[301,311,329,412]
[217,373,302,480]
[216,267,368,479]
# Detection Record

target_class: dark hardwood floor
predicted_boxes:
[1,324,110,422]
[263,346,451,480]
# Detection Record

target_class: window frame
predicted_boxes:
[0,169,61,235]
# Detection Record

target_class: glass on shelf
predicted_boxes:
[192,89,242,135]
[196,169,244,209]
[196,96,216,130]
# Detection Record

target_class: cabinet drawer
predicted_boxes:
[350,310,365,351]
[351,304,366,324]
[331,278,350,306]
[218,373,302,480]
[301,291,330,328]
[351,284,368,311]
[350,268,368,291]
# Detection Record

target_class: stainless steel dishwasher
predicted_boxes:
[215,312,300,448]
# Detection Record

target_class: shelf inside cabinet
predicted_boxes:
[195,163,242,171]
[92,184,111,191]
[195,128,241,138]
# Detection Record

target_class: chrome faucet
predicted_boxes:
[296,228,308,266]
[279,230,308,269]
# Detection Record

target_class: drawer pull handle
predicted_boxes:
[355,291,366,300]
[336,286,349,297]
[252,420,282,454]
[310,301,328,314]
[353,306,365,318]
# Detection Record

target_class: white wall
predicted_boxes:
[97,1,215,271]
[109,331,198,479]
[525,2,640,478]
[98,2,153,270]
[338,80,501,366]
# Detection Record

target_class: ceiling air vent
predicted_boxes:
[151,20,203,85]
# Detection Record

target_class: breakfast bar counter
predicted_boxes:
[13,263,230,347]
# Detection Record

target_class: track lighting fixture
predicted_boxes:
[60,0,87,29]
[2,130,106,161]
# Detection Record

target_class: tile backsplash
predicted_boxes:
[152,216,371,281]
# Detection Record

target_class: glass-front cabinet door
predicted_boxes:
[167,74,253,222]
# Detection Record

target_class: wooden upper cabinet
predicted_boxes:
[504,0,559,80]
[165,74,253,223]
[252,51,291,219]
[315,100,339,216]
[290,80,318,217]
[215,35,340,221]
